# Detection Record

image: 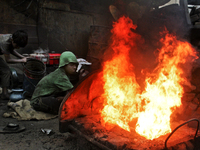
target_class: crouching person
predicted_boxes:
[0,30,28,99]
[30,51,78,115]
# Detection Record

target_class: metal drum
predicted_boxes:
[22,59,46,97]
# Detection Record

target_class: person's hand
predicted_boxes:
[21,57,27,63]
[79,69,89,80]
[21,57,31,63]
[57,97,64,102]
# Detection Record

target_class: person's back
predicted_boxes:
[31,67,74,102]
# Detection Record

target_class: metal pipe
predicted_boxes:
[165,118,199,149]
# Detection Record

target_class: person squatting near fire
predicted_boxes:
[0,30,28,100]
[30,51,80,115]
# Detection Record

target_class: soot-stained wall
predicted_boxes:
[0,0,196,59]
[0,0,38,54]
[0,0,114,58]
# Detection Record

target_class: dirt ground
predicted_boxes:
[0,64,100,150]
[0,99,78,150]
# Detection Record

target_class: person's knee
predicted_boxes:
[32,97,61,115]
[0,68,11,86]
[1,68,11,75]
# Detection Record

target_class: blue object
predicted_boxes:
[9,89,25,102]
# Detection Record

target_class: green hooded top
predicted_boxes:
[31,51,78,104]
[59,51,78,67]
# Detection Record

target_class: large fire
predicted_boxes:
[100,16,198,140]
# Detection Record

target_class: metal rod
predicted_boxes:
[165,118,200,149]
[68,125,112,150]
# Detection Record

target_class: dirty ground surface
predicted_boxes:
[0,99,78,150]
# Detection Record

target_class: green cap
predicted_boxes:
[59,51,78,68]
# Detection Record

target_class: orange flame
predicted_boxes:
[101,16,141,131]
[101,16,198,140]
[136,32,198,139]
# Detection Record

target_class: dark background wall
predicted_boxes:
[0,0,38,53]
[0,0,114,58]
[0,0,196,59]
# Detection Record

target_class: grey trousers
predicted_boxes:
[0,57,11,87]
[31,96,62,115]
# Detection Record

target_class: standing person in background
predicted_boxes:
[0,30,28,100]
[30,51,79,115]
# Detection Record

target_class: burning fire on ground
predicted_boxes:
[100,16,198,140]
